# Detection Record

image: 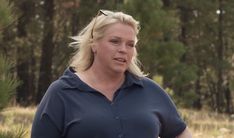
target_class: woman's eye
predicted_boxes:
[127,43,135,47]
[110,39,120,45]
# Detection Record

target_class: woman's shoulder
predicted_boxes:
[140,77,163,90]
[48,67,81,91]
[47,79,65,90]
[42,80,65,99]
[139,76,172,98]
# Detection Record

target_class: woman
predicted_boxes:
[31,10,192,138]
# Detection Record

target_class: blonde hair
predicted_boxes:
[69,10,146,77]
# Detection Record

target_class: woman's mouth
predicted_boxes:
[114,58,127,63]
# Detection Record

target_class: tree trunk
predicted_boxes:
[28,43,36,103]
[37,0,55,104]
[225,82,233,113]
[194,76,202,109]
[16,1,34,106]
[162,0,172,7]
[178,6,190,62]
[71,11,80,35]
[216,0,225,112]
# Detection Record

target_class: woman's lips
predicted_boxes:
[114,58,126,63]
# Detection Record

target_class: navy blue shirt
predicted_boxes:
[31,67,186,138]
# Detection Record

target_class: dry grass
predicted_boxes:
[0,107,233,138]
[180,109,234,138]
[0,107,35,138]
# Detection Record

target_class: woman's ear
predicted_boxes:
[91,44,97,54]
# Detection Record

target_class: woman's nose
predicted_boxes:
[118,44,128,53]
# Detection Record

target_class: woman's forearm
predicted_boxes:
[176,127,192,138]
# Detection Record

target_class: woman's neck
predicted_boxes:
[76,66,125,101]
[87,66,125,86]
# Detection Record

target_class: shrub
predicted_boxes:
[0,55,20,110]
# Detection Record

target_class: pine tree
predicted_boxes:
[0,0,19,110]
[123,0,198,107]
[0,55,20,110]
[0,0,13,28]
[175,0,234,113]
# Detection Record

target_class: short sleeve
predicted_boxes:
[158,90,186,138]
[31,81,65,138]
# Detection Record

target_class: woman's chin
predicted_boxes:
[111,67,127,74]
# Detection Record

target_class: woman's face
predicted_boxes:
[92,22,136,74]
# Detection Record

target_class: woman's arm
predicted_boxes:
[31,81,64,138]
[176,127,192,138]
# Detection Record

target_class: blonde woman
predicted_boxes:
[31,10,192,138]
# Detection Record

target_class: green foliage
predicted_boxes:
[0,0,14,27]
[122,0,200,108]
[177,0,234,111]
[0,0,232,111]
[171,63,198,86]
[123,0,184,74]
[0,0,19,109]
[0,55,20,110]
[176,89,199,108]
[230,78,234,92]
[153,75,174,96]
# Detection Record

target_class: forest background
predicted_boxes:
[2,0,232,112]
[0,0,234,137]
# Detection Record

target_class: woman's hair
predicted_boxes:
[69,9,146,77]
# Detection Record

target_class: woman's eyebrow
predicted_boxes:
[110,36,135,42]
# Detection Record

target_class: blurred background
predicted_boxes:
[0,0,233,137]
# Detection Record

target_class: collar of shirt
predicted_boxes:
[59,67,144,91]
